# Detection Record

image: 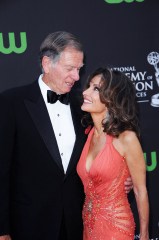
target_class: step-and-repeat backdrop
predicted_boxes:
[0,0,158,238]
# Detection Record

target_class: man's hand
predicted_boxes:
[0,235,11,240]
[124,176,133,194]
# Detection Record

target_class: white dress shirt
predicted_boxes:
[38,75,76,173]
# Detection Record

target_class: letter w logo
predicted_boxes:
[0,32,27,54]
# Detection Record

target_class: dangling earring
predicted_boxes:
[104,112,110,124]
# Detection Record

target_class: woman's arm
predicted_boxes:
[121,131,149,240]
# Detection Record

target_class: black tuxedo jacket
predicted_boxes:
[0,81,87,240]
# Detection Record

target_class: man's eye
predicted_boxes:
[67,68,73,71]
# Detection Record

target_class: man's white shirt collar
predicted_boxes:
[38,74,76,174]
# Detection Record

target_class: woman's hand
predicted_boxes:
[0,235,11,240]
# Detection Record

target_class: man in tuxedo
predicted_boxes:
[0,31,86,240]
[0,31,132,240]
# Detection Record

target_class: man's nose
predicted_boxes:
[72,69,80,81]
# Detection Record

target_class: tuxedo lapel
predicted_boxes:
[66,96,87,176]
[24,81,64,172]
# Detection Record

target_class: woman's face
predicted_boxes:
[81,75,106,116]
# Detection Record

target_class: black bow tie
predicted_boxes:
[47,90,69,105]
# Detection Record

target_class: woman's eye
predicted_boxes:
[94,86,100,91]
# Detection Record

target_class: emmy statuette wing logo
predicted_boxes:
[147,52,159,107]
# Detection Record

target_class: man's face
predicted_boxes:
[42,47,84,94]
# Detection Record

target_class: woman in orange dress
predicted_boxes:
[77,67,149,240]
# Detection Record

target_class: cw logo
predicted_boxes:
[0,32,27,54]
[104,0,144,3]
[144,151,157,172]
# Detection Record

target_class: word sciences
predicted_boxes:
[113,66,153,100]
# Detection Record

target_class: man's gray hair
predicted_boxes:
[39,31,83,69]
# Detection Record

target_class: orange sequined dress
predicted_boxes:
[77,127,135,240]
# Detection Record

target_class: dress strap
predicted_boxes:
[106,134,114,144]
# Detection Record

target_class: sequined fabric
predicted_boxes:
[77,127,135,240]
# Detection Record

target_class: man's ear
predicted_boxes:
[41,56,51,74]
